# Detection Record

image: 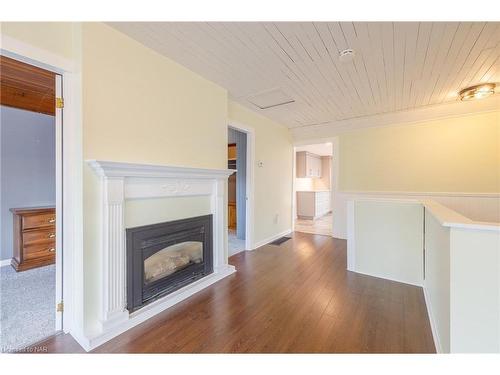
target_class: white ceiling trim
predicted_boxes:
[291,94,500,140]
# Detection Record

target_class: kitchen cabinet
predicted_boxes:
[296,191,331,219]
[296,151,322,178]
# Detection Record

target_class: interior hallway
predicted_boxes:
[295,213,333,236]
[34,232,435,353]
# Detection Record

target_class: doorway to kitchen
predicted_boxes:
[293,143,333,236]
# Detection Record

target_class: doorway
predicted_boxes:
[0,55,64,351]
[293,142,333,236]
[227,127,248,256]
[227,124,255,255]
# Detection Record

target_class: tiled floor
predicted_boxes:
[294,213,332,236]
[228,229,245,256]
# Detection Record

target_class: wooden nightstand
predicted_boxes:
[10,206,56,272]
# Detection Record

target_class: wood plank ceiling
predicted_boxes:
[0,55,56,116]
[109,22,500,129]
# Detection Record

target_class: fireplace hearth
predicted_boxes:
[126,215,213,312]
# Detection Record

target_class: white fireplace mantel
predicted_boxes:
[87,160,236,179]
[85,160,236,350]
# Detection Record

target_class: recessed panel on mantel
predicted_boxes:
[125,196,211,228]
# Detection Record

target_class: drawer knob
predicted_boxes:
[48,218,56,224]
[48,247,55,252]
[48,233,56,239]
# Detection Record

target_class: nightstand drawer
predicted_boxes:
[23,229,56,246]
[23,213,56,230]
[23,243,56,260]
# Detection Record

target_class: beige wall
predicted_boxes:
[81,23,231,334]
[2,22,294,336]
[82,23,228,167]
[81,23,293,254]
[228,101,293,244]
[1,22,76,60]
[339,111,500,193]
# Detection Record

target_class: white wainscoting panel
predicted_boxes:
[348,199,424,286]
[423,211,451,353]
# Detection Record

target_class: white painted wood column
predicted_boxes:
[212,179,227,271]
[100,176,129,329]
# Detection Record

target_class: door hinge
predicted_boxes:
[56,97,64,109]
[57,301,64,312]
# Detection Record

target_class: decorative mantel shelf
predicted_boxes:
[87,160,236,179]
[85,160,236,350]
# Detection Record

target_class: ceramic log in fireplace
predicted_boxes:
[126,215,213,312]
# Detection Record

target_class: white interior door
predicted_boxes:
[55,74,63,331]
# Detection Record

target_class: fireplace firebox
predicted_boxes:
[126,215,213,312]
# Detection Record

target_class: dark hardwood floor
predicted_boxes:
[34,232,435,353]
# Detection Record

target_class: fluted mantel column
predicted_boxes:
[100,176,129,330]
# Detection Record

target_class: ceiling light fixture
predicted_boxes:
[459,83,496,101]
[339,49,355,63]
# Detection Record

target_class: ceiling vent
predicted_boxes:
[247,88,295,109]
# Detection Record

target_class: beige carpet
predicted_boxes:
[0,264,55,352]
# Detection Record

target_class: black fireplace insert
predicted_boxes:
[126,214,213,312]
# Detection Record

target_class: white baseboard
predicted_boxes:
[68,329,92,352]
[348,268,423,288]
[250,228,292,250]
[228,247,245,257]
[83,265,236,351]
[423,286,442,353]
[0,259,11,267]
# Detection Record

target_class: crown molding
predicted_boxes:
[291,95,500,141]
